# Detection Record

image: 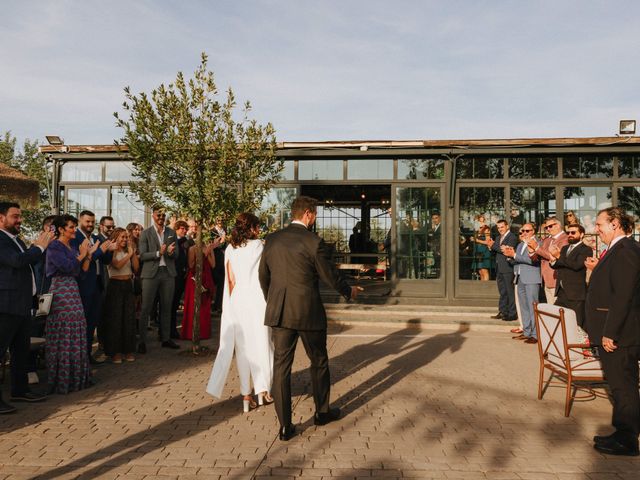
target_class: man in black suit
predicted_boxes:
[0,202,52,413]
[584,207,640,456]
[549,223,592,328]
[259,196,361,441]
[487,219,518,320]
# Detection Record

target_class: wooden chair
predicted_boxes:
[534,302,607,416]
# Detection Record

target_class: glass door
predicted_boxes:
[393,185,445,296]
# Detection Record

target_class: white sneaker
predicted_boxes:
[28,372,39,385]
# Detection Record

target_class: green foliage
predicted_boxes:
[114,52,282,227]
[0,131,52,237]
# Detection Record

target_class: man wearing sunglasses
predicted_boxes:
[531,217,568,304]
[502,223,541,344]
[548,224,591,328]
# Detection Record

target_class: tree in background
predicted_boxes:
[114,53,281,353]
[0,131,53,236]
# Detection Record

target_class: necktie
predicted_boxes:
[599,249,607,259]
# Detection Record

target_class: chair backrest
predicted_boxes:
[534,302,603,377]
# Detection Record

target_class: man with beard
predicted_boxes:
[0,202,53,413]
[549,223,592,328]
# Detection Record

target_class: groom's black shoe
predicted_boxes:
[278,424,297,441]
[594,433,617,445]
[593,436,639,456]
[314,407,341,426]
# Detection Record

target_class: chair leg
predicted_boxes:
[564,378,575,417]
[538,365,545,400]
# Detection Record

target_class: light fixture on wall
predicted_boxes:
[619,120,636,135]
[45,135,64,145]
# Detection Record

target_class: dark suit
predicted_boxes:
[171,235,190,335]
[585,236,640,449]
[71,230,108,355]
[490,231,518,318]
[551,241,592,327]
[259,223,351,429]
[0,230,43,397]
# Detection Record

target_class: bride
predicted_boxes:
[206,213,274,412]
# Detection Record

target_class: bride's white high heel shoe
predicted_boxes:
[258,392,274,406]
[243,395,257,413]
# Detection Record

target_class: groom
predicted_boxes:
[259,196,361,441]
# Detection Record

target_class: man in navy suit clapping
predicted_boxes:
[0,202,53,414]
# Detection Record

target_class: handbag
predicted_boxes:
[36,293,53,316]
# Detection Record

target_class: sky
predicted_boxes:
[1,0,639,148]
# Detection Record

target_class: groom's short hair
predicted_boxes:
[291,196,318,220]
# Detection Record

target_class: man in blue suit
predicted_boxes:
[71,210,114,363]
[503,223,541,344]
[0,202,53,413]
[488,219,519,321]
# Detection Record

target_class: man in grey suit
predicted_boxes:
[259,196,361,441]
[138,206,179,352]
[503,223,541,344]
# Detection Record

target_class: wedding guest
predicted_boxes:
[211,218,227,312]
[532,217,568,304]
[471,225,492,281]
[46,214,96,394]
[126,222,143,316]
[171,220,190,339]
[0,202,52,413]
[138,206,179,352]
[97,215,115,242]
[487,220,518,321]
[181,236,216,340]
[103,228,139,363]
[207,213,273,412]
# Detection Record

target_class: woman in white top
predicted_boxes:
[206,213,274,412]
[103,228,140,363]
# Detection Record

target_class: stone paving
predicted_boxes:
[1,319,639,479]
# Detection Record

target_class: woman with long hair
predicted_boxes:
[103,228,140,363]
[206,213,274,412]
[45,214,96,394]
[181,236,216,340]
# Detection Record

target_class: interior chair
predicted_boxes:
[534,302,607,416]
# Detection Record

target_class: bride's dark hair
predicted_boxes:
[230,213,261,248]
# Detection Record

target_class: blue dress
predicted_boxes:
[45,240,91,394]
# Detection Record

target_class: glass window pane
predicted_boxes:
[105,161,135,182]
[563,185,611,254]
[61,161,103,182]
[508,157,558,179]
[456,156,503,179]
[298,160,343,180]
[509,187,556,233]
[347,159,393,180]
[562,155,613,178]
[397,158,445,180]
[66,188,108,220]
[110,187,146,227]
[459,187,505,280]
[618,186,640,240]
[618,154,640,178]
[260,187,297,230]
[395,187,441,279]
[277,160,295,181]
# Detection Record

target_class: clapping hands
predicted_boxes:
[35,230,54,249]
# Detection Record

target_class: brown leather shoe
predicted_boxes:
[512,333,527,340]
[524,338,538,344]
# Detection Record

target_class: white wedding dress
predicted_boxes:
[206,239,273,398]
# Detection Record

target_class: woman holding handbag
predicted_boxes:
[103,228,140,363]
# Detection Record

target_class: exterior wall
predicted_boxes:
[47,142,640,305]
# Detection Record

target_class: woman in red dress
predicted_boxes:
[181,241,216,340]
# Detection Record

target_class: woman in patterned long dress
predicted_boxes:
[46,214,96,394]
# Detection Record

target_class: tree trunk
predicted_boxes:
[192,223,203,352]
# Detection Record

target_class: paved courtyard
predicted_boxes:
[1,320,638,479]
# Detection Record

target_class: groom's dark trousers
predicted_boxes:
[271,327,330,428]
